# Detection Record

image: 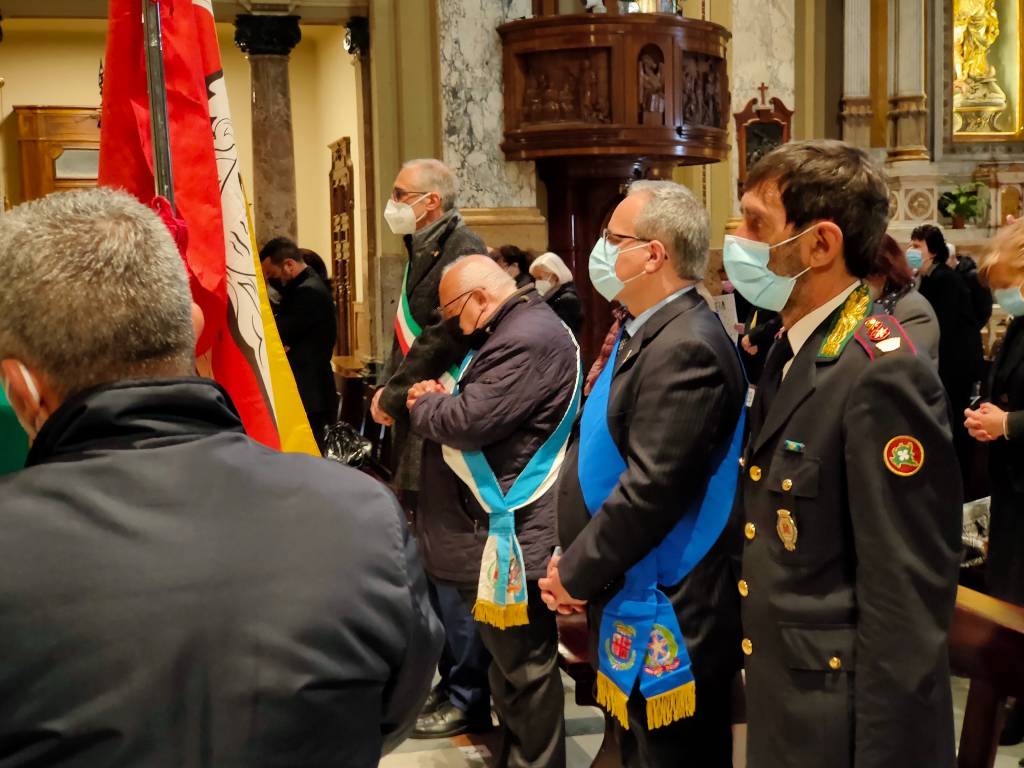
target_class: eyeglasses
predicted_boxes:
[391,188,431,203]
[602,228,650,248]
[437,289,476,320]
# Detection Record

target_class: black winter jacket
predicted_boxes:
[409,290,579,584]
[0,379,442,767]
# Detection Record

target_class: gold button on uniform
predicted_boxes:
[737,579,749,597]
[829,656,842,671]
[749,466,762,482]
[782,478,793,491]
[742,638,753,656]
[744,522,756,540]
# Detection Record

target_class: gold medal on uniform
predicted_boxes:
[776,509,798,551]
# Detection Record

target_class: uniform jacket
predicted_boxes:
[556,290,747,686]
[410,290,578,584]
[738,287,962,768]
[986,316,1024,604]
[273,268,338,417]
[380,210,486,491]
[0,379,442,767]
[879,285,940,364]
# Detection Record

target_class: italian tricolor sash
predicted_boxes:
[394,262,460,389]
[442,324,582,629]
[578,331,744,730]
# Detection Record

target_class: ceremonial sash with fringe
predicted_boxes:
[578,331,744,730]
[442,328,582,629]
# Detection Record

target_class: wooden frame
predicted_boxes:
[733,88,794,201]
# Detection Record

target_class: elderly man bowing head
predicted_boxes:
[407,254,582,768]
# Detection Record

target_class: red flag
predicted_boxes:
[99,0,283,449]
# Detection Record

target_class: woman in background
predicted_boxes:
[529,251,583,335]
[868,234,939,363]
[493,245,533,289]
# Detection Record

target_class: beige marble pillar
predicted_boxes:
[235,15,301,246]
[887,0,929,162]
[841,0,873,148]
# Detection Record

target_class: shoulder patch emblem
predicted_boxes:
[883,435,924,477]
[854,314,917,360]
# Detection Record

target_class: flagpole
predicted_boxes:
[141,0,175,206]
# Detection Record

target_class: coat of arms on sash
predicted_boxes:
[606,622,638,671]
[643,624,683,678]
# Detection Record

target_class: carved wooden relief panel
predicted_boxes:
[520,48,612,126]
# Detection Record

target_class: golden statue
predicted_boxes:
[953,0,1008,133]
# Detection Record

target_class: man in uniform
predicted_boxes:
[724,140,962,768]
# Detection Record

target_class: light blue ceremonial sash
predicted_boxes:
[442,325,582,629]
[578,330,744,730]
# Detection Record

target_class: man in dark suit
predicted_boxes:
[726,140,962,768]
[260,237,337,449]
[0,188,442,767]
[541,181,746,767]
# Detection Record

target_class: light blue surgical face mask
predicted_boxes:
[995,286,1024,317]
[722,226,817,312]
[588,237,650,302]
[906,248,924,271]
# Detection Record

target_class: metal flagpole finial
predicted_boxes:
[142,0,175,207]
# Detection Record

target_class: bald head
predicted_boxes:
[440,255,518,337]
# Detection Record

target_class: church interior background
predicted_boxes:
[2,0,1024,765]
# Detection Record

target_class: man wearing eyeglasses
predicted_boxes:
[370,158,492,739]
[540,181,746,766]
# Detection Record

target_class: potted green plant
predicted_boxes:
[937,183,983,229]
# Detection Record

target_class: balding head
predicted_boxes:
[439,255,517,339]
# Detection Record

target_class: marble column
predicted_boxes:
[729,0,795,214]
[437,0,546,249]
[841,0,873,148]
[235,14,302,246]
[887,0,929,161]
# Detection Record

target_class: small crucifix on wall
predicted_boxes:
[734,82,794,201]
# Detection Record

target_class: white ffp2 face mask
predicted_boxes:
[384,193,429,236]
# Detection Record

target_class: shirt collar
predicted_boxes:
[624,285,695,337]
[786,281,861,361]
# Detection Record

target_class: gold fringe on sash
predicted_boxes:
[645,680,696,730]
[596,671,631,730]
[473,600,529,629]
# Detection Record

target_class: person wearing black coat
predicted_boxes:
[913,224,985,473]
[529,250,584,335]
[954,249,994,330]
[964,221,1024,746]
[409,256,580,768]
[261,237,338,449]
[0,188,443,767]
[542,182,746,766]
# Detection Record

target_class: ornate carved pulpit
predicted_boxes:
[499,12,731,365]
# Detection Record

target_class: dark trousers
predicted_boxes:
[307,409,331,453]
[458,581,566,768]
[428,579,492,717]
[616,678,733,768]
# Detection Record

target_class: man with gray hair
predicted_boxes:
[372,157,493,739]
[406,254,581,767]
[540,181,746,765]
[0,188,442,766]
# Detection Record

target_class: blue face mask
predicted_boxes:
[995,286,1024,317]
[722,226,816,312]
[906,248,924,271]
[588,237,649,302]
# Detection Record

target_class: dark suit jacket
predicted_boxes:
[556,290,746,685]
[0,379,442,767]
[739,298,962,768]
[274,268,337,417]
[987,316,1024,604]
